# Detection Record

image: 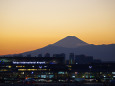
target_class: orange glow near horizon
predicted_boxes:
[0,0,115,55]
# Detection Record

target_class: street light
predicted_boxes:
[89,66,92,80]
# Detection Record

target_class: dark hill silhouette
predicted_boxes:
[1,36,115,61]
[21,36,115,61]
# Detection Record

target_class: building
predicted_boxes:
[75,55,93,64]
[0,56,115,84]
[69,53,74,64]
[38,54,42,57]
[44,53,50,57]
[53,53,65,58]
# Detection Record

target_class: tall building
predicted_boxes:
[65,60,69,64]
[44,53,50,57]
[86,56,93,63]
[93,59,102,63]
[27,54,31,57]
[69,53,74,64]
[75,55,93,64]
[53,53,65,58]
[38,54,42,57]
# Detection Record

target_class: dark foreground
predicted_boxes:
[0,83,109,86]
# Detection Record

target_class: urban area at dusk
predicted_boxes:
[0,0,115,86]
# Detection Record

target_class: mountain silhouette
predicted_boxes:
[20,36,115,61]
[52,36,88,48]
[2,36,115,61]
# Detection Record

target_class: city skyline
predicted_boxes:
[1,0,115,55]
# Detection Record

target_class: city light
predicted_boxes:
[21,72,24,74]
[13,61,45,64]
[6,66,12,68]
[75,72,78,74]
[72,76,75,78]
[39,66,42,69]
[16,66,23,68]
[89,66,92,69]
[18,69,47,71]
[31,72,34,74]
[1,56,115,84]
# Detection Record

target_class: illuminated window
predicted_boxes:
[18,69,47,71]
[21,72,24,74]
[6,66,12,68]
[75,72,78,74]
[16,66,22,68]
[18,69,26,71]
[58,72,65,74]
[72,76,75,78]
[41,75,46,78]
[0,69,8,71]
[67,65,72,67]
[49,75,54,78]
[112,72,115,74]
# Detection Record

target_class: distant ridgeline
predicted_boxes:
[1,36,115,61]
[19,36,115,61]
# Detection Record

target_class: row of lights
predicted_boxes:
[13,61,46,64]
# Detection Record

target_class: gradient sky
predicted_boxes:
[0,0,115,55]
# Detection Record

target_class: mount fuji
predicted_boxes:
[3,36,115,61]
[52,36,88,48]
[19,36,115,61]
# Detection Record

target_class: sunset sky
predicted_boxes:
[0,0,115,55]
